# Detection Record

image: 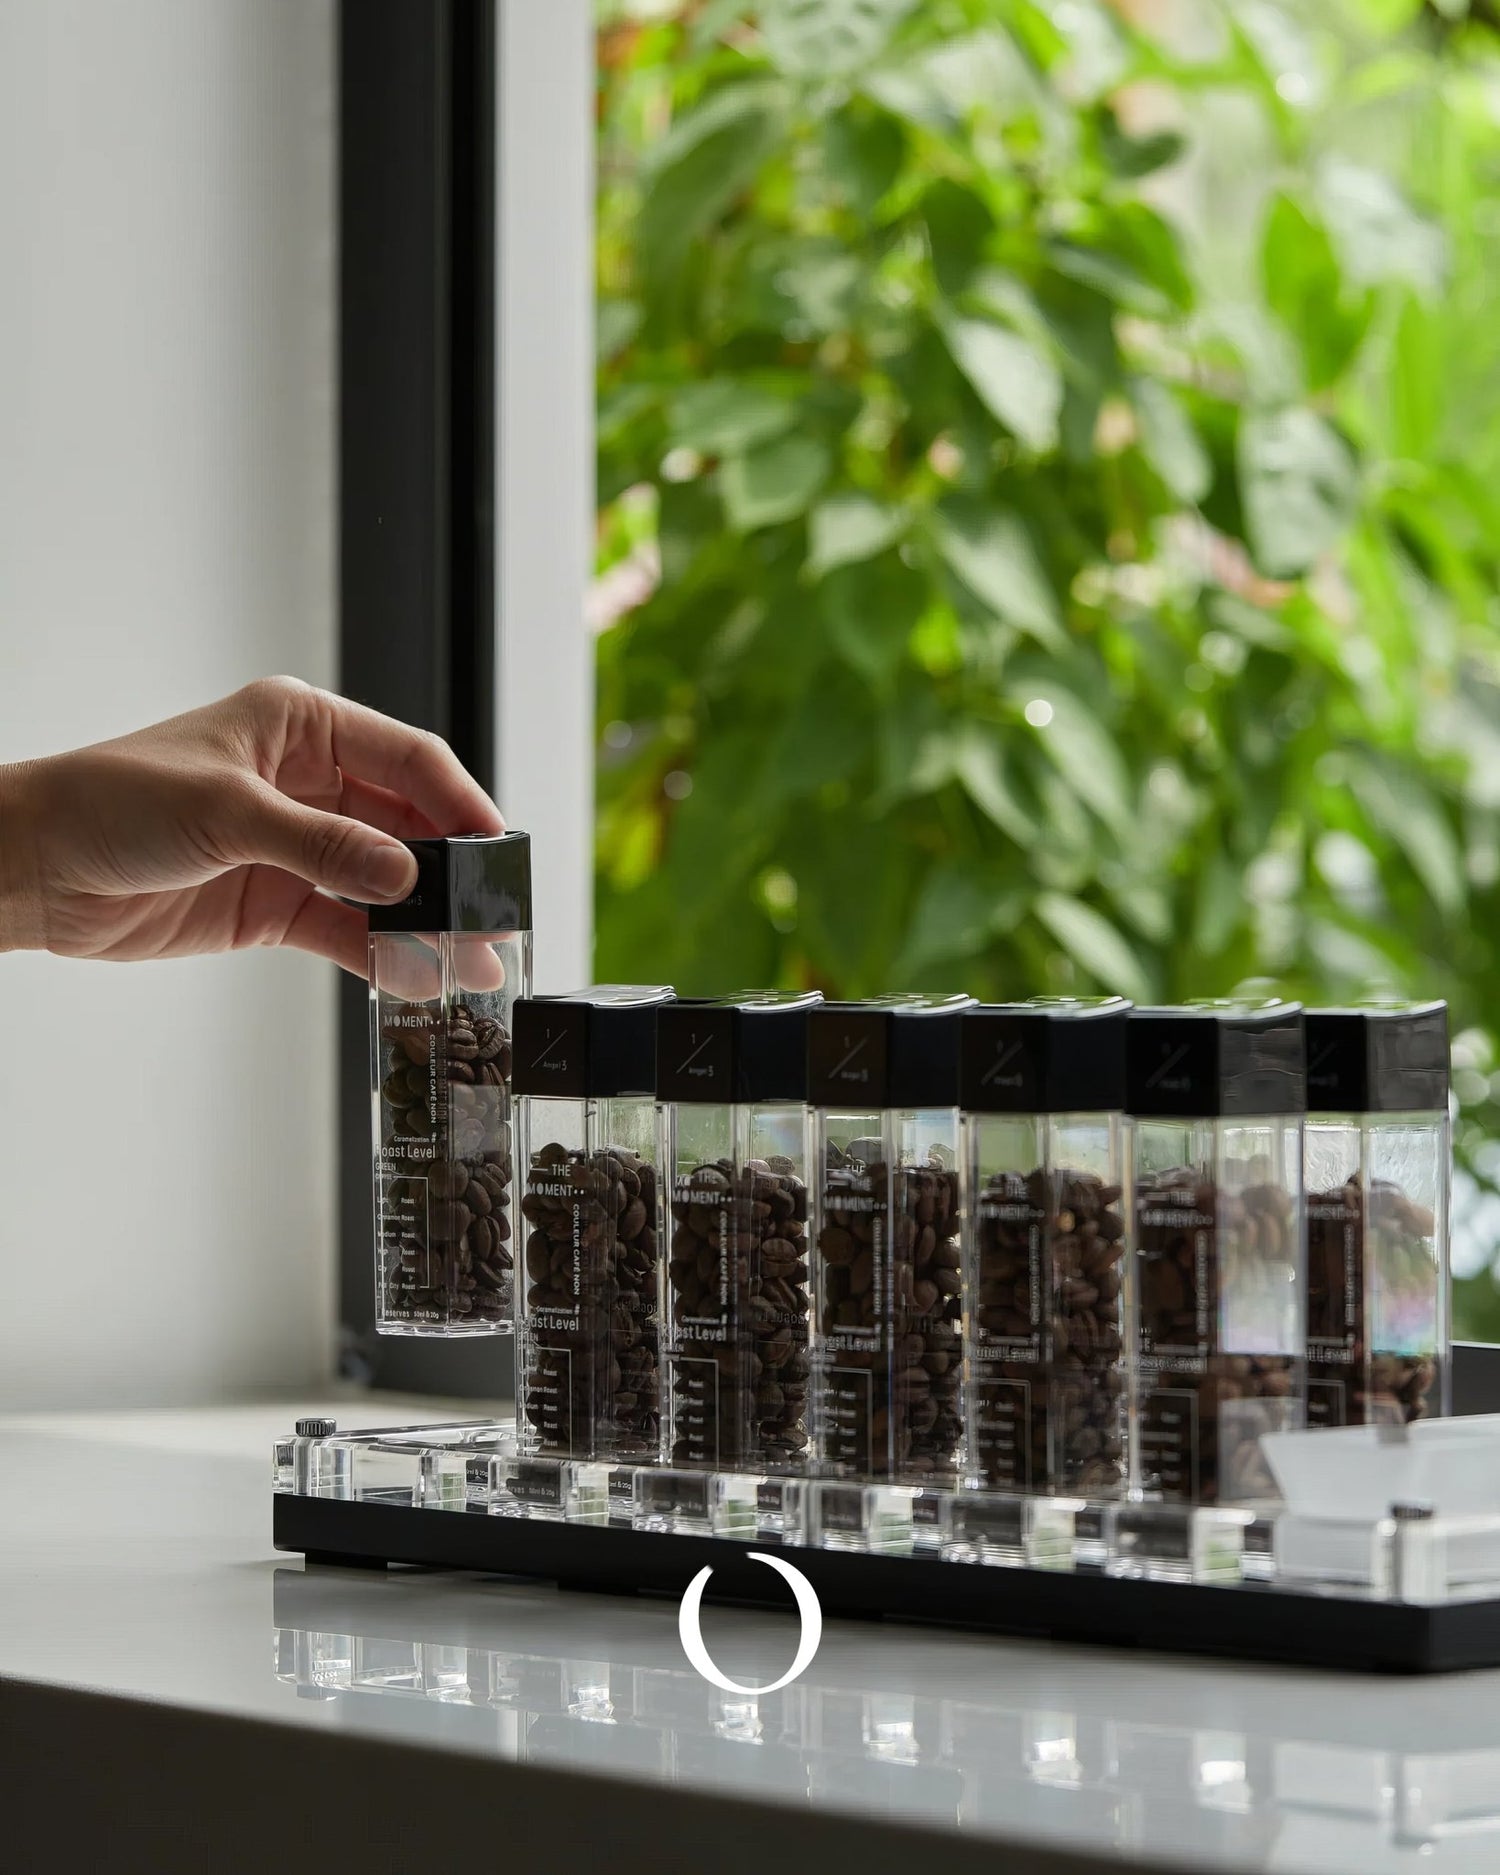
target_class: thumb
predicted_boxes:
[228,783,418,903]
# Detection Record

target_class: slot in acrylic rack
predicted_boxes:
[273,1416,1500,1673]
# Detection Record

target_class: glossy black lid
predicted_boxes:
[655,993,824,1104]
[367,832,532,933]
[1126,999,1306,1118]
[1304,1002,1449,1113]
[807,994,975,1110]
[513,986,675,1100]
[962,997,1130,1114]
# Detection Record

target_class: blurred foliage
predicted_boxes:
[592,0,1500,1328]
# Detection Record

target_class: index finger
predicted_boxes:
[315,692,505,835]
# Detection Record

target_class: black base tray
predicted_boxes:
[274,1494,1500,1674]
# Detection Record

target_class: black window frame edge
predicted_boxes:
[337,0,507,1398]
[1454,1343,1500,1415]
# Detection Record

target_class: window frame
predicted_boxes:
[336,0,592,1396]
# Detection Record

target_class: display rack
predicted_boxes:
[272,1419,1500,1675]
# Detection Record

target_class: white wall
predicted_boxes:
[495,0,595,994]
[0,0,336,1404]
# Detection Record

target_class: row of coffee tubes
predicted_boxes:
[499,992,1453,1509]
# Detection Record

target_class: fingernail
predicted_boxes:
[362,845,416,901]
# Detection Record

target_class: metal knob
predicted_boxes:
[295,1416,337,1439]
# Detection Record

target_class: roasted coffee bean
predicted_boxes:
[969,1168,1126,1496]
[1307,1175,1440,1428]
[1135,1166,1296,1505]
[668,1155,810,1470]
[521,1142,660,1459]
[815,1147,962,1482]
[377,1000,514,1330]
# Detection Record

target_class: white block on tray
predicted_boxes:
[1261,1418,1500,1522]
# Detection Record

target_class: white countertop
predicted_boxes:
[4,1402,1500,1874]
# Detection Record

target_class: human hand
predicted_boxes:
[0,676,504,975]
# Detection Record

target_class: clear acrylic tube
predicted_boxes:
[663,1099,812,1471]
[814,1106,963,1483]
[964,1111,1128,1496]
[1133,1115,1304,1505]
[1306,1110,1449,1426]
[372,928,531,1334]
[517,1091,662,1460]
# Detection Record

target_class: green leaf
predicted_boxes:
[895,862,1024,975]
[1191,848,1246,957]
[720,434,831,532]
[1260,193,1371,392]
[656,480,723,588]
[933,500,1066,652]
[819,554,923,683]
[762,669,873,808]
[824,105,905,214]
[1008,679,1133,838]
[1034,893,1151,1002]
[1045,242,1175,320]
[596,300,640,364]
[738,237,863,336]
[597,383,658,450]
[669,380,798,455]
[808,493,907,578]
[762,0,918,76]
[1236,2,1321,108]
[1347,753,1465,919]
[1347,0,1423,26]
[639,85,783,271]
[1048,205,1193,319]
[924,180,995,298]
[1099,118,1185,180]
[1388,291,1442,463]
[940,314,1063,454]
[1132,376,1210,505]
[1237,408,1358,578]
[951,727,1037,842]
[1315,155,1446,295]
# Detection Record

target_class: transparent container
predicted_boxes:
[809,997,972,1484]
[370,834,532,1335]
[1106,1502,1253,1584]
[632,1468,757,1538]
[941,1492,1082,1570]
[1303,1004,1451,1430]
[513,986,674,1461]
[811,1480,917,1555]
[960,999,1130,1498]
[1128,1000,1306,1507]
[657,994,821,1473]
[756,1476,810,1546]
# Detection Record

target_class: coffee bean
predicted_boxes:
[377,999,515,1330]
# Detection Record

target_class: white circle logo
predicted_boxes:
[677,1552,823,1694]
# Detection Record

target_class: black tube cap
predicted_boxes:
[367,832,532,933]
[1304,1002,1449,1113]
[513,986,676,1100]
[656,993,824,1105]
[807,995,975,1110]
[1127,999,1306,1118]
[962,997,1130,1114]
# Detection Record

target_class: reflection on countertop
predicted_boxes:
[272,1565,1500,1872]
